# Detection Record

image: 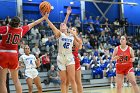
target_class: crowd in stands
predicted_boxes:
[0,15,140,88]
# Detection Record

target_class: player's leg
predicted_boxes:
[127,72,140,93]
[26,78,33,93]
[66,76,70,93]
[75,70,83,93]
[59,70,67,93]
[10,69,22,93]
[116,74,124,93]
[67,64,77,93]
[33,76,42,93]
[0,68,8,93]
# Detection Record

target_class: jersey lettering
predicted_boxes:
[119,56,128,62]
[6,33,20,44]
[63,42,70,49]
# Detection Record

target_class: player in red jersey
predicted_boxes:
[66,27,83,93]
[0,14,47,93]
[111,36,140,93]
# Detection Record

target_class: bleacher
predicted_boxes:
[9,69,112,93]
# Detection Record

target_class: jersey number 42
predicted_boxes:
[63,42,70,49]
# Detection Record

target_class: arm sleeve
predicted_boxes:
[22,25,30,36]
[0,26,7,35]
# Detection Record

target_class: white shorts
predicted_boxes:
[57,53,75,71]
[25,68,38,79]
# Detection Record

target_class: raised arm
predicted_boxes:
[45,14,61,38]
[111,47,120,61]
[69,29,82,49]
[28,15,46,30]
[73,35,82,49]
[63,6,72,24]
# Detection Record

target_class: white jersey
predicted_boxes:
[19,54,37,69]
[58,33,74,54]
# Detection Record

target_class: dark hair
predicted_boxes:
[73,27,79,34]
[9,16,20,28]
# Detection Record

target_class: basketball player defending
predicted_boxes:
[43,13,78,93]
[66,27,83,93]
[112,36,140,93]
[0,14,47,93]
[19,45,42,93]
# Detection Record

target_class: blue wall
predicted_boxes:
[23,0,81,22]
[85,0,120,23]
[124,0,140,25]
[0,0,17,19]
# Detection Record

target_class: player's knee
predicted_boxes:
[28,85,33,90]
[69,77,75,83]
[61,79,66,85]
[129,80,137,86]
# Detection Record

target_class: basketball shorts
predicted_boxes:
[74,56,81,71]
[0,52,18,69]
[116,63,134,75]
[25,68,38,79]
[57,53,75,71]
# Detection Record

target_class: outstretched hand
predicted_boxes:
[69,28,76,36]
[67,6,72,15]
[42,12,49,20]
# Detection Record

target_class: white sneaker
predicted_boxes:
[123,83,128,87]
[110,83,114,88]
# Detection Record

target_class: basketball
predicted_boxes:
[39,1,51,14]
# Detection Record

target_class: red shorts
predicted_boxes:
[74,56,81,71]
[0,52,19,69]
[116,63,134,75]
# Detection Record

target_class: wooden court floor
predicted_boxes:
[44,86,140,93]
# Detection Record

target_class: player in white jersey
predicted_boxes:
[43,8,79,93]
[19,45,42,93]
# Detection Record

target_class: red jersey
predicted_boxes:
[116,45,134,74]
[72,38,82,70]
[116,45,131,63]
[72,47,79,57]
[0,26,29,51]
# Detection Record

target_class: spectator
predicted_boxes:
[74,16,81,32]
[40,53,50,71]
[94,16,100,25]
[19,44,25,56]
[88,16,94,24]
[48,65,61,85]
[83,16,88,25]
[45,37,55,52]
[135,64,140,80]
[41,35,48,45]
[106,65,116,88]
[32,43,41,55]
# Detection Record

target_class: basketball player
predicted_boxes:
[111,36,140,93]
[0,14,47,93]
[43,14,78,93]
[19,45,42,93]
[66,27,83,93]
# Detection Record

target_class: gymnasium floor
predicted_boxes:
[44,86,140,93]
